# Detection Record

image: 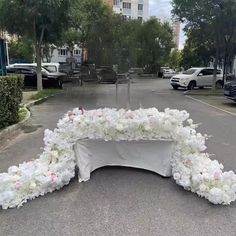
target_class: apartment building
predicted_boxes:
[105,0,149,21]
[49,45,82,64]
[172,19,181,49]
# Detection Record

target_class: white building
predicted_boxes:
[49,45,82,64]
[112,0,149,21]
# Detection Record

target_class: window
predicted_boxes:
[58,49,67,56]
[73,49,80,55]
[113,0,120,6]
[123,2,131,9]
[123,15,131,20]
[138,17,143,21]
[138,4,143,11]
[200,69,213,76]
[183,69,197,75]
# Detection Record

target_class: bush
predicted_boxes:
[0,76,23,129]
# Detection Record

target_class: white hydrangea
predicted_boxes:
[0,107,236,209]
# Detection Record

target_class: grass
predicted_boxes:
[30,89,62,101]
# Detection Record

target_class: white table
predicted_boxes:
[74,139,174,182]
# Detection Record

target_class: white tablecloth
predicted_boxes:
[74,139,174,182]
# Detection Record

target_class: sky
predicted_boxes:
[149,0,186,49]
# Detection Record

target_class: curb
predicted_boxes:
[0,93,60,146]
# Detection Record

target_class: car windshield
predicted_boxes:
[43,65,57,73]
[41,66,51,73]
[182,69,197,75]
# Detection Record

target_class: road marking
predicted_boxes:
[185,95,236,117]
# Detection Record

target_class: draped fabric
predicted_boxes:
[74,139,174,182]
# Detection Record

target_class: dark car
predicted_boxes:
[96,66,117,84]
[7,65,65,88]
[7,67,37,87]
[224,80,236,102]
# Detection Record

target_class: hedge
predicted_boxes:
[0,76,23,129]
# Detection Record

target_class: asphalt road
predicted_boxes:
[1,79,236,236]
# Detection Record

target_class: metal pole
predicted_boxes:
[5,40,9,66]
[223,44,227,85]
[116,78,118,109]
[127,74,130,109]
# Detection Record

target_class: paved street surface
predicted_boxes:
[1,79,236,236]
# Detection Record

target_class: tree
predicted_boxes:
[172,0,236,89]
[180,28,215,69]
[168,49,182,70]
[0,0,71,90]
[137,18,174,73]
[68,0,113,65]
[8,37,34,63]
[61,28,82,57]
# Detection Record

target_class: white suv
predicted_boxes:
[170,67,223,90]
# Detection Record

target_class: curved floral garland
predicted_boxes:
[0,108,236,209]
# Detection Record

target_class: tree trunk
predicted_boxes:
[212,45,219,91]
[36,44,43,91]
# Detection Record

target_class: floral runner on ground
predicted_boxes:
[0,108,236,209]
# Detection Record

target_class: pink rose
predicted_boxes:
[214,172,222,180]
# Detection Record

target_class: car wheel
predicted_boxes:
[172,85,179,90]
[216,80,223,89]
[187,81,196,90]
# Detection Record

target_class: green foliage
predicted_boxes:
[172,0,236,89]
[180,29,214,69]
[61,28,82,54]
[109,17,142,72]
[19,107,28,122]
[168,49,182,70]
[0,0,71,44]
[0,0,72,90]
[30,89,62,101]
[0,76,23,129]
[67,1,174,73]
[172,0,236,64]
[8,38,34,63]
[137,18,174,73]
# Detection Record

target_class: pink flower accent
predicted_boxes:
[51,173,57,183]
[68,111,76,121]
[184,159,192,167]
[79,107,84,115]
[69,116,74,121]
[214,172,222,180]
[15,181,22,190]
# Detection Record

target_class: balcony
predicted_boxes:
[123,8,131,15]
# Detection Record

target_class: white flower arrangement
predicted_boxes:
[0,107,236,209]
